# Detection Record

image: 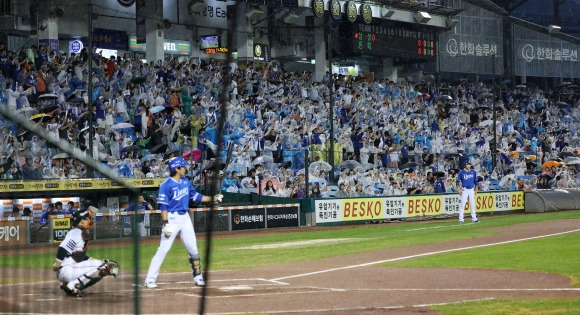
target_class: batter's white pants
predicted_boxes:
[459,188,477,222]
[56,259,104,284]
[145,212,200,284]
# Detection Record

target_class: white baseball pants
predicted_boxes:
[145,212,199,284]
[459,188,477,222]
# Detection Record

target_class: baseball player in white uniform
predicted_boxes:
[53,209,119,297]
[456,161,480,223]
[144,157,223,288]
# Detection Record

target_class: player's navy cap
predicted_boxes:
[465,161,472,166]
[168,156,189,173]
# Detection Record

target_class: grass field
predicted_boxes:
[2,210,579,314]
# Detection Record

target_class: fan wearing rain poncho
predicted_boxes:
[189,114,205,148]
[309,125,325,163]
[6,82,33,111]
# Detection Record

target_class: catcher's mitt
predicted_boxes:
[104,259,120,278]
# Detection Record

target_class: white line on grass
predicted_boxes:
[271,228,580,281]
[405,222,476,231]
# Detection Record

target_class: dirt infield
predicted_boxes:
[1,218,579,315]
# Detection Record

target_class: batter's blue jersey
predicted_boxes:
[158,177,203,211]
[456,169,478,189]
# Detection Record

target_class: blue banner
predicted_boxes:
[83,28,128,51]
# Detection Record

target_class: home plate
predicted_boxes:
[219,285,254,291]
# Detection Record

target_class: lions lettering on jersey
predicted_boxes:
[462,173,474,180]
[173,187,189,201]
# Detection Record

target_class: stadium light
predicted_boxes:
[548,25,561,34]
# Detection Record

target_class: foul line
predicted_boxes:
[271,228,580,282]
[405,222,476,231]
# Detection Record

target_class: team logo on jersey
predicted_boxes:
[173,188,189,201]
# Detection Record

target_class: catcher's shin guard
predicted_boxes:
[189,254,202,277]
[72,260,120,291]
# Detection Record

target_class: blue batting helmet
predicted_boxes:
[168,156,189,173]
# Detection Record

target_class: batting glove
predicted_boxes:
[163,224,173,238]
[214,194,223,203]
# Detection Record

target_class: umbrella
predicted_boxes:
[182,149,202,162]
[150,106,166,114]
[29,113,51,122]
[445,153,461,158]
[131,76,147,84]
[52,153,71,159]
[111,122,135,129]
[17,129,30,138]
[399,162,418,169]
[560,81,572,86]
[360,162,376,171]
[559,151,575,158]
[525,155,538,160]
[437,95,452,101]
[227,163,246,174]
[433,171,446,177]
[141,154,162,163]
[564,157,580,165]
[38,104,60,114]
[164,150,180,159]
[515,84,527,89]
[337,160,361,170]
[252,155,274,166]
[555,101,569,107]
[18,107,38,113]
[551,128,568,135]
[91,66,105,76]
[121,145,144,153]
[541,160,562,168]
[203,159,225,171]
[309,161,332,172]
[498,173,516,187]
[38,93,58,100]
[68,97,85,104]
[151,144,168,154]
[479,120,495,127]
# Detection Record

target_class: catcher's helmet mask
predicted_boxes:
[71,209,94,227]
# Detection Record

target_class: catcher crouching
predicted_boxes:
[52,209,119,297]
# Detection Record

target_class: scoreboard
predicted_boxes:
[344,23,437,59]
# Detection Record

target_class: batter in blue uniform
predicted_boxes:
[456,161,479,223]
[144,157,223,288]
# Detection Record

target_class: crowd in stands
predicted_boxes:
[0,42,580,198]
